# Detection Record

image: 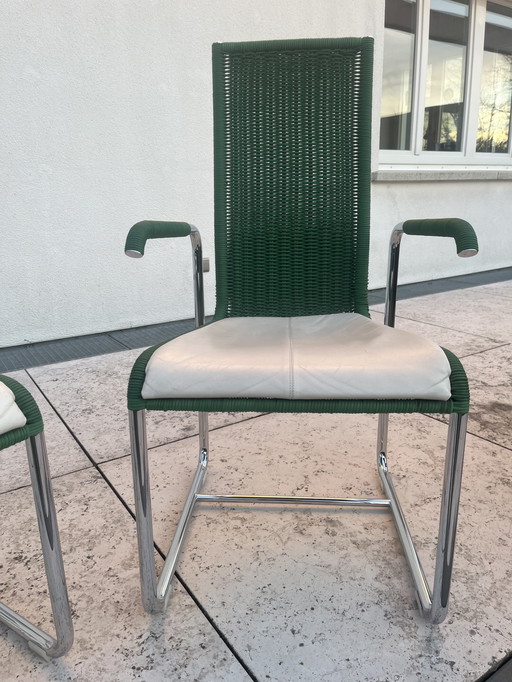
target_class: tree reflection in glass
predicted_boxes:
[380,0,417,150]
[477,2,512,154]
[423,0,469,152]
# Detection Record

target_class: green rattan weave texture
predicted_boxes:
[127,37,470,418]
[212,38,373,319]
[0,375,44,450]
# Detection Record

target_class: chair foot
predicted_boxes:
[0,433,73,659]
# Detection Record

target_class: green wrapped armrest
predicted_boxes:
[125,221,192,258]
[402,218,478,257]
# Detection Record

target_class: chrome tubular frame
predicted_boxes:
[376,224,468,621]
[189,225,206,328]
[196,494,390,507]
[0,433,73,659]
[431,412,468,623]
[156,412,209,603]
[128,225,210,610]
[130,409,210,611]
[384,222,405,329]
[130,222,468,619]
[129,408,163,613]
[377,413,468,623]
[131,406,468,622]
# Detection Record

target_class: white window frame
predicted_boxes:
[379,0,512,170]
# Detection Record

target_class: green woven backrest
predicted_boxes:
[212,37,374,319]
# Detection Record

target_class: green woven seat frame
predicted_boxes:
[125,37,478,624]
[0,374,43,450]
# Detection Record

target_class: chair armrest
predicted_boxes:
[402,218,478,258]
[125,220,206,327]
[384,219,478,327]
[125,220,192,258]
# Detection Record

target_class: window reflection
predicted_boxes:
[477,2,512,154]
[380,0,417,150]
[423,0,469,151]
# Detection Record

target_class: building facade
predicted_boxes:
[2,0,510,346]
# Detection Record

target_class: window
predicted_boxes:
[380,0,512,166]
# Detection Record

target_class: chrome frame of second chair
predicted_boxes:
[0,427,73,659]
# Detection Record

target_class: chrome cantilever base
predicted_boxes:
[129,409,468,624]
[0,433,73,659]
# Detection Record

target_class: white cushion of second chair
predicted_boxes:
[142,313,452,402]
[0,381,27,436]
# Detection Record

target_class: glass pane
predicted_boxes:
[477,2,512,154]
[380,0,417,150]
[423,0,469,151]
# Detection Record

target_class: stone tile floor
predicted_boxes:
[1,273,511,681]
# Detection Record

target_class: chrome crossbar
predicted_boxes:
[196,494,391,507]
[157,448,208,602]
[378,452,432,614]
[157,490,390,602]
[0,603,55,659]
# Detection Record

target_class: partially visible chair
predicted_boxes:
[0,375,73,659]
[124,37,478,623]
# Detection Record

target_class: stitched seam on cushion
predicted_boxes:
[288,317,294,399]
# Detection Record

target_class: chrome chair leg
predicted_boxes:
[378,450,433,616]
[130,409,210,612]
[431,412,468,623]
[377,412,468,623]
[0,433,73,659]
[377,413,389,460]
[129,409,163,613]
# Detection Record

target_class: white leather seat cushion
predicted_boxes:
[0,381,27,436]
[142,313,452,402]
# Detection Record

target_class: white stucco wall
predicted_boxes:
[370,179,512,288]
[1,0,383,347]
[1,0,509,346]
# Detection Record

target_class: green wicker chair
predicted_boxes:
[125,37,478,623]
[0,375,73,658]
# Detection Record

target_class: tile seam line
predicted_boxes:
[369,310,509,343]
[96,412,270,467]
[145,412,270,450]
[23,368,261,682]
[475,653,512,682]
[423,413,512,452]
[459,342,511,359]
[25,368,134,484]
[21,363,266,465]
[173,571,260,682]
[0,464,94,497]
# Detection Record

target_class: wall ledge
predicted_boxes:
[373,168,512,182]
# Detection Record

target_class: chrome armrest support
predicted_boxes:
[125,220,207,328]
[384,223,404,328]
[189,225,205,327]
